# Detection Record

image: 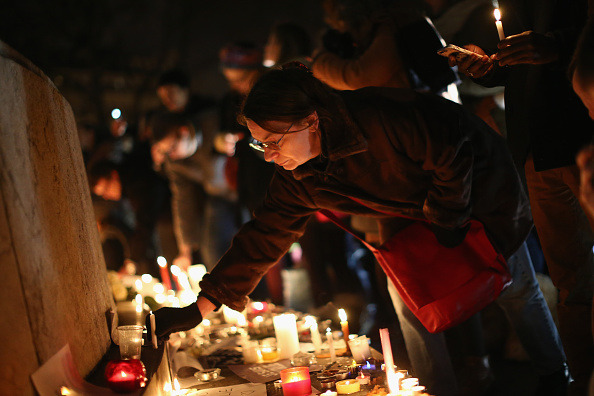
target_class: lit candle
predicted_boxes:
[280,367,311,396]
[401,377,419,390]
[149,312,158,349]
[379,328,395,374]
[170,265,184,291]
[326,328,336,362]
[338,309,350,348]
[335,379,360,394]
[305,316,323,355]
[355,372,370,385]
[157,256,172,290]
[322,391,338,396]
[494,8,505,41]
[386,369,404,394]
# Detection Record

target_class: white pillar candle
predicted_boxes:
[305,316,323,355]
[273,314,300,359]
[379,328,395,374]
[494,8,505,41]
[326,328,336,362]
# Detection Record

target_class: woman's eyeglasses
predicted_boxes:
[249,121,295,153]
[249,133,287,152]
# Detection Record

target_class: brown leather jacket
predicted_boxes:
[200,87,532,311]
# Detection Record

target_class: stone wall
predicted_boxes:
[0,41,114,395]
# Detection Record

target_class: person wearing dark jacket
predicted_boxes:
[148,66,564,395]
[446,1,593,393]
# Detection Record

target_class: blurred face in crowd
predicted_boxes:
[93,171,122,201]
[151,126,198,167]
[246,112,322,171]
[222,68,260,96]
[573,68,594,120]
[157,84,190,113]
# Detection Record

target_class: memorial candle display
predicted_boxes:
[305,316,323,355]
[274,314,300,359]
[157,256,172,290]
[494,8,505,41]
[280,367,311,396]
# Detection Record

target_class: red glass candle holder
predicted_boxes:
[280,366,311,396]
[105,359,147,393]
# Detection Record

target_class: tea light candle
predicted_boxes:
[157,256,172,290]
[260,345,279,362]
[355,372,370,385]
[412,385,426,396]
[494,8,505,41]
[323,391,338,396]
[280,367,311,396]
[335,380,360,394]
[326,328,336,362]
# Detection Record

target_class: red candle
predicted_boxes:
[157,256,172,290]
[280,366,311,396]
[105,359,147,393]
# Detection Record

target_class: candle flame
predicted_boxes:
[338,308,347,322]
[494,8,501,21]
[157,256,167,267]
[386,369,402,393]
[170,265,181,276]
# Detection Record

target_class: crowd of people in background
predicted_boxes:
[79,1,594,395]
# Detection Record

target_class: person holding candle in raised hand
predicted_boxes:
[446,1,592,394]
[147,63,561,395]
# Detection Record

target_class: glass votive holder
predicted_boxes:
[104,359,147,393]
[260,345,280,362]
[291,351,316,367]
[280,366,311,396]
[347,335,371,363]
[117,325,143,360]
[242,340,262,364]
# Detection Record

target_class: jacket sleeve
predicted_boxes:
[167,166,205,250]
[312,23,410,90]
[199,169,318,311]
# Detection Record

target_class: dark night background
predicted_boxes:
[0,0,325,131]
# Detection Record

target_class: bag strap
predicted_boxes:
[318,210,378,252]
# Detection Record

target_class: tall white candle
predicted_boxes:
[273,314,300,359]
[326,328,336,362]
[379,328,395,374]
[305,316,323,355]
[494,8,505,41]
